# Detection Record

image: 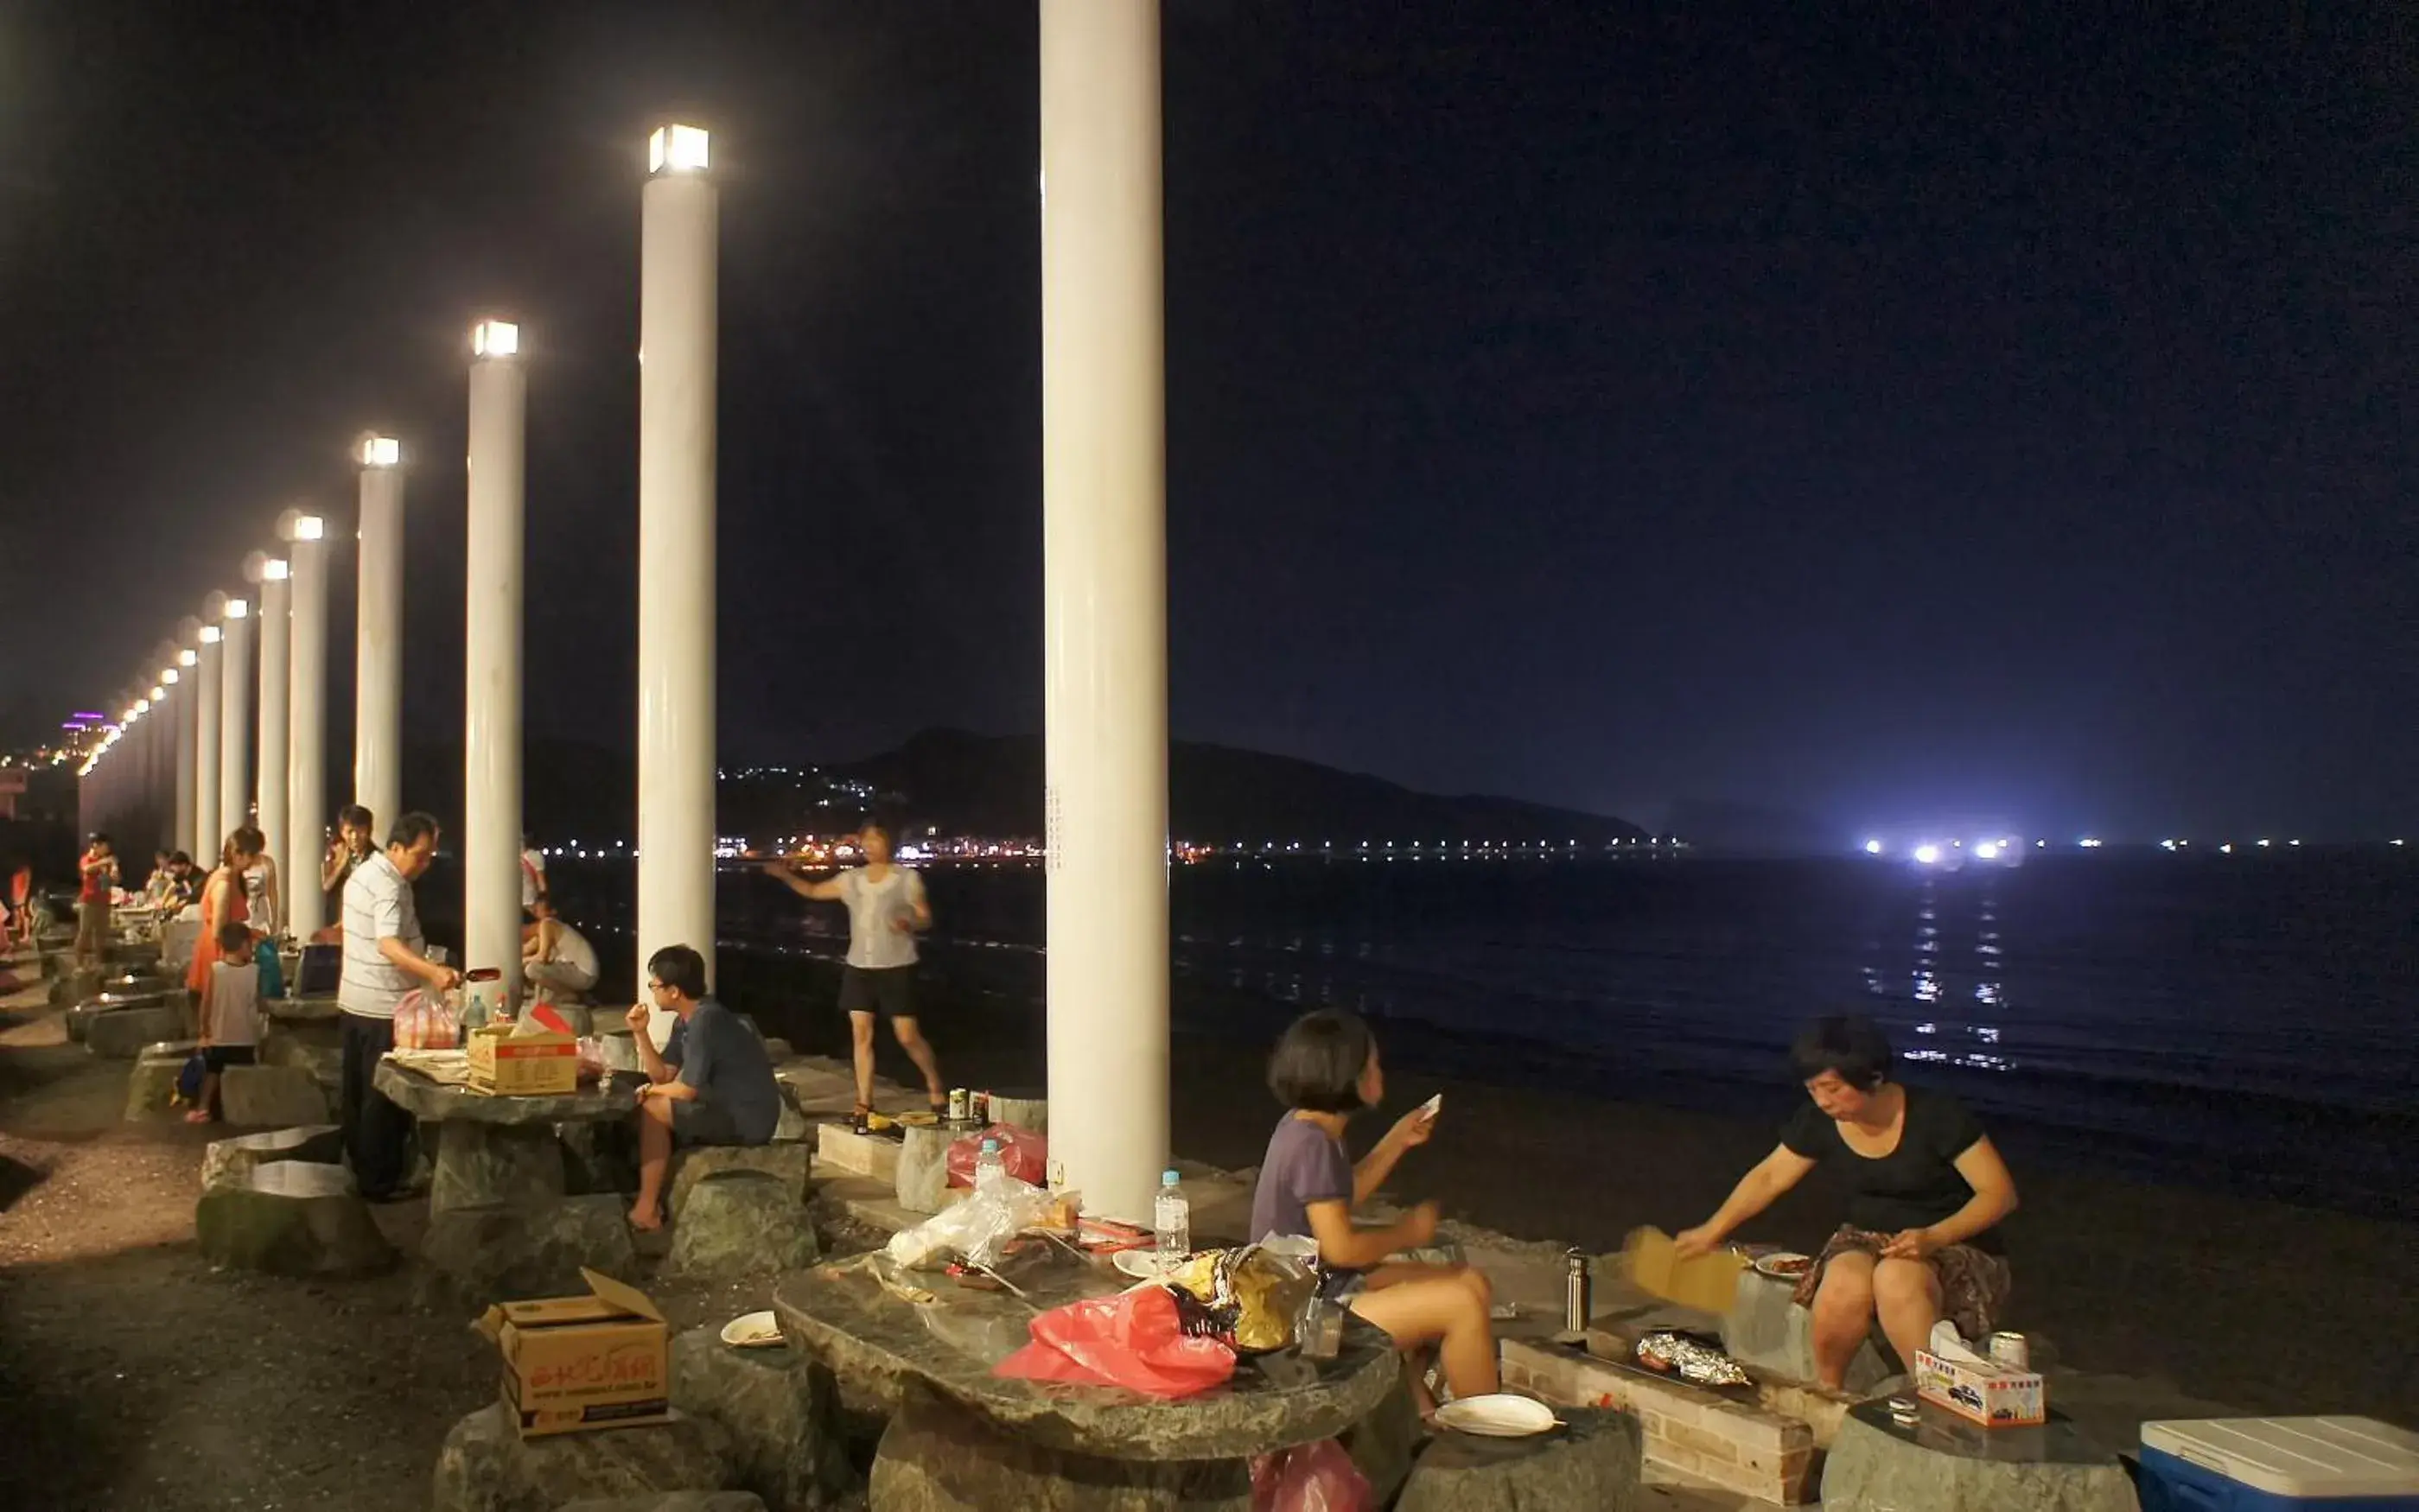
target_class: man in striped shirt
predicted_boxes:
[340,810,460,1200]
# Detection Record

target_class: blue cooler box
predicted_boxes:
[2141,1418,2419,1511]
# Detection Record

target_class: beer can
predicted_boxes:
[971,1090,990,1122]
[947,1088,969,1122]
[1987,1331,2030,1370]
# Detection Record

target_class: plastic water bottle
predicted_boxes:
[1154,1169,1190,1261]
[974,1138,1005,1193]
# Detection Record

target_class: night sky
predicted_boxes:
[3,3,2413,842]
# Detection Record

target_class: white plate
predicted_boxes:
[719,1310,783,1349]
[1753,1251,1812,1280]
[1434,1394,1559,1438]
[1112,1249,1168,1280]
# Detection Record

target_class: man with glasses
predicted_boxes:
[623,943,780,1232]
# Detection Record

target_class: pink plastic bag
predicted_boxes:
[1251,1439,1373,1512]
[945,1122,1050,1188]
[392,988,459,1051]
[996,1285,1236,1399]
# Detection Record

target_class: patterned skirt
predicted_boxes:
[1789,1225,2013,1342]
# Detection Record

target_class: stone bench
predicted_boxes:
[220,1063,334,1126]
[194,1160,395,1276]
[432,1402,739,1512]
[1724,1268,1895,1394]
[200,1124,346,1192]
[125,1040,200,1118]
[669,1142,814,1214]
[665,1172,820,1280]
[1397,1407,1643,1512]
[1818,1398,2138,1511]
[86,1002,190,1058]
[669,1329,853,1510]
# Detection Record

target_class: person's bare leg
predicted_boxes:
[1349,1267,1500,1401]
[849,1012,878,1112]
[1871,1257,1945,1378]
[1809,1251,1878,1389]
[889,1016,945,1104]
[630,1098,675,1230]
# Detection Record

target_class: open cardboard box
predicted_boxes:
[474,1268,669,1436]
[468,1022,579,1096]
[1916,1348,2046,1428]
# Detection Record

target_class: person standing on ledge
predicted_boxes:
[1673,1015,2020,1388]
[761,820,944,1125]
[623,943,780,1233]
[73,833,118,969]
[338,811,459,1201]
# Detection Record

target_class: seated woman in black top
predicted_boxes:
[1675,1016,2019,1389]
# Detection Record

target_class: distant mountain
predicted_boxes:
[400,727,1645,845]
[832,728,1646,845]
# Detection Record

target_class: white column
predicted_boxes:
[283,510,330,937]
[194,607,224,863]
[1040,0,1172,1225]
[219,594,253,839]
[466,321,528,996]
[146,677,169,854]
[252,552,291,931]
[175,626,201,859]
[637,123,719,1021]
[355,438,405,837]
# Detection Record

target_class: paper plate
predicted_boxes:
[1753,1251,1812,1280]
[719,1310,784,1349]
[1435,1394,1559,1438]
[1111,1248,1170,1280]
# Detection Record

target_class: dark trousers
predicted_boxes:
[340,1012,412,1198]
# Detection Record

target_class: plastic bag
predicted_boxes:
[885,1172,1057,1272]
[252,937,285,1001]
[1251,1440,1373,1512]
[392,988,460,1051]
[574,1036,608,1084]
[945,1123,1050,1189]
[996,1284,1237,1399]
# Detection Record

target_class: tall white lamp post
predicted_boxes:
[251,551,291,931]
[356,435,405,836]
[283,509,330,937]
[466,320,528,996]
[195,602,224,862]
[219,590,253,841]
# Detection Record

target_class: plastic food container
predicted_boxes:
[2139,1417,2419,1511]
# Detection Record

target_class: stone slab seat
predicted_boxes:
[85,1002,188,1058]
[669,1141,813,1214]
[1394,1407,1645,1512]
[200,1124,345,1192]
[669,1329,855,1511]
[218,1063,334,1126]
[431,1402,739,1512]
[665,1172,821,1280]
[125,1039,200,1118]
[194,1159,396,1276]
[1818,1399,2139,1512]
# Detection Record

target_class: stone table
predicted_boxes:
[775,1248,1401,1508]
[260,994,345,1104]
[1821,1398,2139,1512]
[1397,1407,1643,1512]
[374,1058,636,1213]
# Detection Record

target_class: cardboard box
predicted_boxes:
[474,1268,669,1437]
[1916,1349,2046,1427]
[1625,1225,1748,1313]
[468,1024,579,1096]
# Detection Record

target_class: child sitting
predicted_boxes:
[1248,1008,1499,1412]
[189,919,262,1124]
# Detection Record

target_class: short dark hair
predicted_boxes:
[170,851,193,867]
[216,919,253,954]
[338,804,374,831]
[89,832,112,849]
[1267,1009,1375,1114]
[1789,1015,1895,1090]
[389,811,441,849]
[646,944,709,1001]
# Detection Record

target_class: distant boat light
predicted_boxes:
[1913,844,1942,866]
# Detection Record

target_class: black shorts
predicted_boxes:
[839,964,917,1020]
[202,1045,257,1073]
[670,1097,743,1147]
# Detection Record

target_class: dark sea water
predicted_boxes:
[539,851,2419,1222]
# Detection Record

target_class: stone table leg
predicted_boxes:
[869,1385,1251,1511]
[1820,1403,2140,1512]
[431,1119,568,1214]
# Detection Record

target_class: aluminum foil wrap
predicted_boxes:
[1637,1330,1753,1388]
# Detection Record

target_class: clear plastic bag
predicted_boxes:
[884,1172,1057,1272]
[391,987,460,1050]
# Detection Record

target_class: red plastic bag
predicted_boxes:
[946,1123,1050,1188]
[1251,1439,1373,1512]
[996,1284,1236,1399]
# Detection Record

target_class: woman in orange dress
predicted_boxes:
[186,828,265,1026]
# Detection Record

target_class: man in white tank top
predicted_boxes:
[763,820,944,1125]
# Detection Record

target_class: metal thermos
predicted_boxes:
[1988,1331,2031,1370]
[1563,1248,1593,1332]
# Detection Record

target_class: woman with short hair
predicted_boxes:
[1675,1015,2020,1388]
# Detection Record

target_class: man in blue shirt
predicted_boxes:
[626,943,780,1232]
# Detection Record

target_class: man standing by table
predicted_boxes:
[624,943,780,1232]
[339,811,460,1200]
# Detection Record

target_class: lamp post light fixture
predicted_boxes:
[471,321,519,359]
[179,649,198,667]
[648,123,710,175]
[361,435,401,469]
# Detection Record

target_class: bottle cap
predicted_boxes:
[1162,1168,1181,1185]
[981,1139,1001,1153]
